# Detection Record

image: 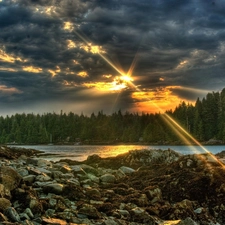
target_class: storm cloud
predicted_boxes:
[0,0,224,115]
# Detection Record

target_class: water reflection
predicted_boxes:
[8,144,225,162]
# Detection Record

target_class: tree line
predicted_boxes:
[1,87,225,145]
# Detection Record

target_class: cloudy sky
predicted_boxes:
[0,0,224,116]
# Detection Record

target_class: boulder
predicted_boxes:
[119,166,135,174]
[0,198,11,212]
[43,183,64,195]
[4,207,20,222]
[100,174,116,183]
[0,166,22,191]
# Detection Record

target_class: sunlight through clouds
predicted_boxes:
[63,22,74,31]
[67,40,76,49]
[23,66,42,73]
[77,71,88,78]
[0,85,22,95]
[48,66,61,77]
[80,43,106,54]
[0,49,23,63]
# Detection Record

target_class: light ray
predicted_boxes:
[73,28,225,169]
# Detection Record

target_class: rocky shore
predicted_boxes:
[0,146,225,224]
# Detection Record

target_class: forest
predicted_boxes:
[1,87,225,145]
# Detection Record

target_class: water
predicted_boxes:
[8,144,225,162]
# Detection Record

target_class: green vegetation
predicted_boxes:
[1,88,225,145]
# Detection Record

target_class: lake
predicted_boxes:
[8,144,225,162]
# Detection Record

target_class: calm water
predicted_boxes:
[8,144,225,162]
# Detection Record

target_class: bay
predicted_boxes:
[8,144,225,162]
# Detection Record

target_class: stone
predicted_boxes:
[0,198,11,212]
[0,212,8,222]
[78,204,101,219]
[177,217,199,225]
[35,174,52,182]
[4,207,21,222]
[100,174,116,183]
[23,175,36,185]
[24,208,34,219]
[42,217,68,225]
[43,183,64,194]
[103,218,119,225]
[0,166,22,191]
[60,165,72,173]
[0,184,11,199]
[72,164,98,176]
[119,166,135,174]
[17,168,29,177]
[145,186,162,203]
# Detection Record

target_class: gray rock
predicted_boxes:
[35,174,52,182]
[5,207,21,222]
[36,167,52,176]
[49,198,57,208]
[72,164,98,176]
[78,204,101,219]
[45,209,55,217]
[24,208,34,219]
[26,158,52,167]
[100,174,116,183]
[23,175,36,184]
[60,165,72,173]
[177,217,199,225]
[52,170,63,179]
[119,166,135,174]
[17,168,29,177]
[103,218,120,225]
[43,183,64,194]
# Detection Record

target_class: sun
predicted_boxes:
[109,74,134,91]
[120,74,133,82]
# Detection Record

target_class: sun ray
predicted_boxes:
[72,28,225,169]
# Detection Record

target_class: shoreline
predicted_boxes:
[0,146,225,224]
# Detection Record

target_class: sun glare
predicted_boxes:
[72,28,225,170]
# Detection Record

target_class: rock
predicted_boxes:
[60,165,72,173]
[177,217,199,225]
[35,174,52,182]
[23,175,36,185]
[26,158,52,167]
[43,183,64,194]
[4,207,20,222]
[42,217,68,225]
[72,164,98,176]
[103,218,120,225]
[0,198,11,212]
[145,186,162,203]
[23,208,34,220]
[100,174,116,183]
[17,168,29,177]
[78,204,101,219]
[0,166,22,191]
[130,207,161,224]
[0,184,11,199]
[119,166,135,174]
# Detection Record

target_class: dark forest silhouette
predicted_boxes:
[1,88,225,145]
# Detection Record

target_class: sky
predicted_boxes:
[0,0,225,116]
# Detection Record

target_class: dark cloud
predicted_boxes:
[0,0,224,115]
